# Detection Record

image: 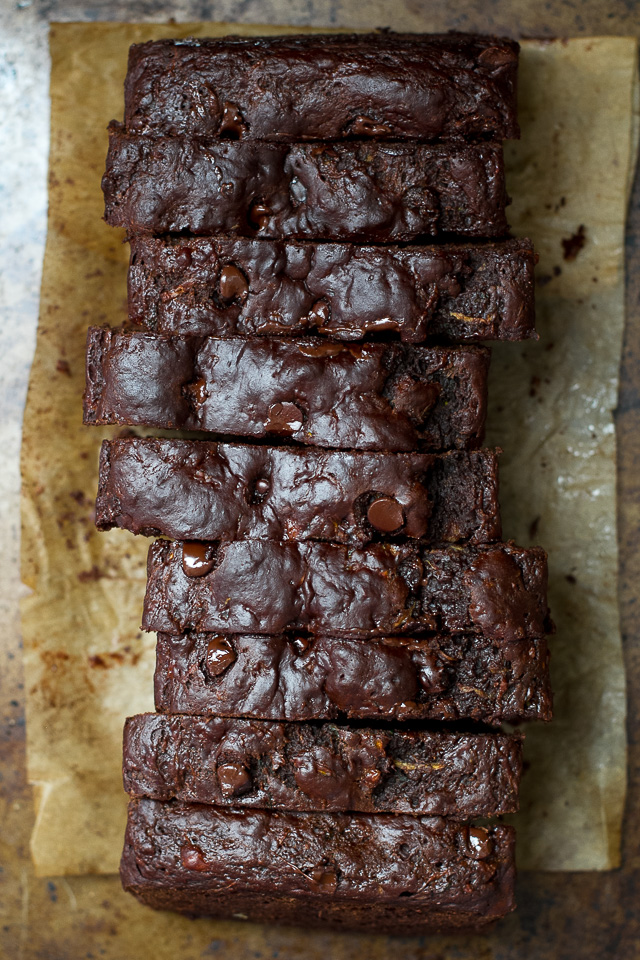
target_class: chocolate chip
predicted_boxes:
[308,299,331,329]
[367,497,404,533]
[264,401,304,434]
[181,542,215,578]
[217,762,252,798]
[348,115,392,137]
[249,476,270,504]
[185,377,209,407]
[219,101,247,139]
[248,198,271,230]
[218,264,249,302]
[181,845,208,871]
[205,636,236,677]
[297,341,343,358]
[392,375,441,423]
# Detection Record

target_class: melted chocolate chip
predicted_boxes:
[392,375,441,423]
[310,868,338,892]
[466,551,534,640]
[297,341,343,358]
[248,199,271,230]
[478,44,515,67]
[173,246,193,269]
[218,264,249,302]
[365,317,400,333]
[464,826,494,860]
[324,643,418,712]
[309,143,338,160]
[264,401,304,434]
[217,762,252,798]
[308,299,331,328]
[289,177,307,204]
[367,497,404,533]
[348,115,392,137]
[290,635,313,655]
[204,636,236,677]
[182,542,215,578]
[395,700,418,717]
[293,748,350,804]
[438,275,462,298]
[415,652,451,694]
[361,765,382,787]
[398,843,412,860]
[181,845,208,871]
[219,101,247,139]
[185,377,209,407]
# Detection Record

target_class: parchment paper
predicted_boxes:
[488,38,639,869]
[20,24,638,876]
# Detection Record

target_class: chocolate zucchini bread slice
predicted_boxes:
[154,632,552,724]
[143,539,550,640]
[124,34,519,141]
[123,714,523,817]
[83,329,489,452]
[103,134,509,241]
[95,439,501,545]
[128,236,536,342]
[121,800,516,933]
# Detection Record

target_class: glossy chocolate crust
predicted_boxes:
[103,133,509,241]
[123,714,523,817]
[154,632,552,724]
[96,439,501,545]
[143,539,550,640]
[84,329,489,452]
[128,236,536,342]
[124,34,519,142]
[120,800,516,933]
